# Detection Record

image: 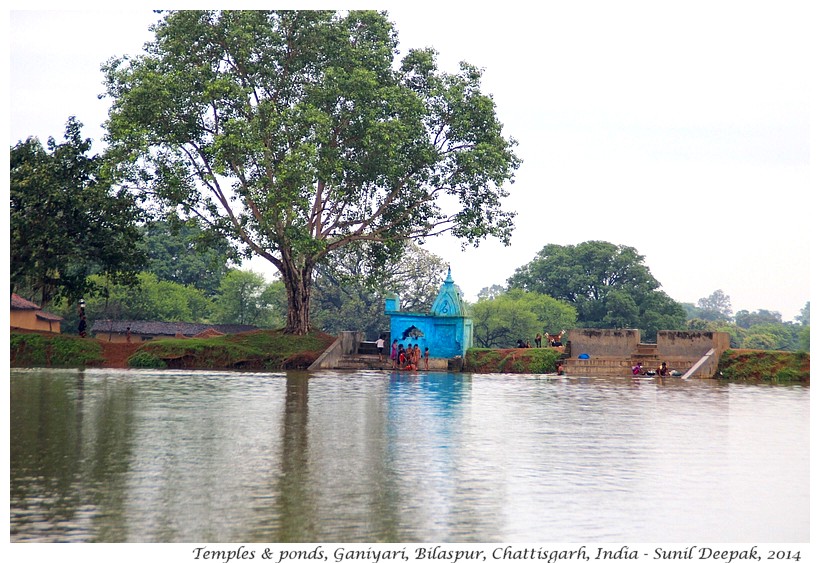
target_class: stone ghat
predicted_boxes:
[562,356,698,377]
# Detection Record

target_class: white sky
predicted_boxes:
[6,2,814,321]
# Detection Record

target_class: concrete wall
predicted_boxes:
[657,331,730,358]
[309,331,363,370]
[567,329,640,357]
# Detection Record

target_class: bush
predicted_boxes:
[127,351,167,369]
[717,349,809,383]
[465,347,561,373]
[10,332,103,367]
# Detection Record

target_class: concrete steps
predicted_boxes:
[564,355,696,377]
[331,353,450,371]
[335,354,389,370]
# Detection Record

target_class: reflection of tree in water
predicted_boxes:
[10,371,137,541]
[273,372,316,542]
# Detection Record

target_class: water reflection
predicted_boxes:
[9,368,809,543]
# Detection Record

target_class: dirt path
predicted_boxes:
[98,341,142,368]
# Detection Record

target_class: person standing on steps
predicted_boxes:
[376,336,385,362]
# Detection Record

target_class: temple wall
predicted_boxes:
[388,312,472,359]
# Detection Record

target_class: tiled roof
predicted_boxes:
[91,319,258,337]
[36,311,64,321]
[11,293,64,321]
[11,293,40,310]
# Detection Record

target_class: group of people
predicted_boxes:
[383,339,429,371]
[632,361,671,377]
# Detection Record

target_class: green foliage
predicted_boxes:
[10,333,104,367]
[211,269,281,327]
[102,10,520,333]
[696,289,733,321]
[311,241,447,338]
[54,272,212,328]
[796,302,810,326]
[798,325,810,351]
[735,309,783,329]
[465,349,503,371]
[508,240,685,340]
[140,219,235,295]
[717,349,809,383]
[465,347,561,373]
[471,297,539,348]
[10,117,146,307]
[130,330,334,370]
[127,351,167,368]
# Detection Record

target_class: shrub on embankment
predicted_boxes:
[465,347,562,374]
[11,332,105,368]
[126,329,335,370]
[717,349,809,384]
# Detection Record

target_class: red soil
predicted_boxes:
[98,341,143,368]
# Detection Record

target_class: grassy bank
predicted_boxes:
[128,329,335,370]
[717,349,810,384]
[11,332,105,367]
[11,329,336,371]
[465,347,563,374]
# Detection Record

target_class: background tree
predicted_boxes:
[477,284,506,301]
[508,240,685,339]
[54,272,211,330]
[740,322,796,351]
[311,241,448,338]
[10,117,145,306]
[471,297,539,349]
[141,218,236,295]
[211,269,280,326]
[735,309,783,329]
[695,289,733,321]
[471,289,576,348]
[796,302,810,326]
[102,10,520,334]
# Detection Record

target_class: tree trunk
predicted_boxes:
[282,260,314,335]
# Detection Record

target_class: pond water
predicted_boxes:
[9,367,809,543]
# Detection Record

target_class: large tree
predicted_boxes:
[10,118,146,307]
[102,10,520,333]
[508,240,685,338]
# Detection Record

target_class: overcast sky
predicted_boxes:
[6,2,813,321]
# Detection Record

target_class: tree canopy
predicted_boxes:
[471,288,577,348]
[507,240,685,339]
[10,118,146,306]
[102,10,520,333]
[141,219,235,295]
[695,289,733,321]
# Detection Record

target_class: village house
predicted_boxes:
[91,319,259,343]
[10,293,64,333]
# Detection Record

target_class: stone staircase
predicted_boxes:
[332,340,389,370]
[563,342,697,377]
